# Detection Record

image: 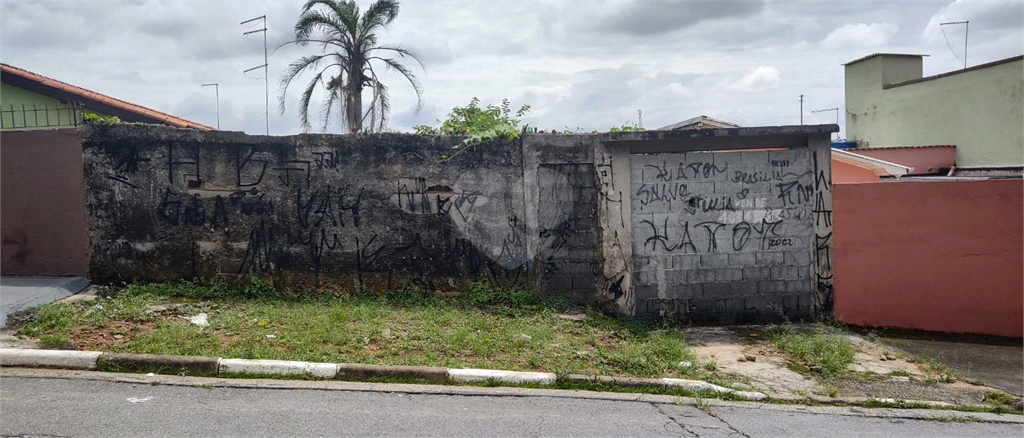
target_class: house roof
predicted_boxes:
[843,53,929,66]
[1,63,213,130]
[657,115,739,131]
[846,145,956,175]
[883,55,1024,89]
[832,148,912,178]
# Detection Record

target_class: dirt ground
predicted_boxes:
[684,326,1014,407]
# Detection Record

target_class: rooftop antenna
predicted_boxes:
[201,83,220,129]
[799,94,804,125]
[940,20,969,69]
[812,107,839,140]
[242,15,269,135]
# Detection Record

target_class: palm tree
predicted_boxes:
[279,0,423,133]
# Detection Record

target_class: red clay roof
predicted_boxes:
[1,63,214,130]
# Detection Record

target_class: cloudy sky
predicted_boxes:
[3,0,1022,137]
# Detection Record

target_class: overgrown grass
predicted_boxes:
[15,281,698,379]
[769,326,855,379]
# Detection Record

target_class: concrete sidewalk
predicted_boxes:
[0,276,90,328]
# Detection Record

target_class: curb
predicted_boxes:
[17,348,998,407]
[97,353,219,376]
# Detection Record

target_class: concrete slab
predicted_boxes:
[0,276,90,328]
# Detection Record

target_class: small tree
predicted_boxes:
[414,97,530,146]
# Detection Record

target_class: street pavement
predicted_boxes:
[875,331,1024,396]
[0,276,89,328]
[2,369,1021,437]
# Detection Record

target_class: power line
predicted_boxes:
[242,15,269,135]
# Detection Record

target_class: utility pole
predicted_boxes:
[201,83,220,129]
[637,109,643,129]
[799,94,804,125]
[242,15,269,135]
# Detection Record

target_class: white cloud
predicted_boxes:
[730,66,781,91]
[821,23,899,48]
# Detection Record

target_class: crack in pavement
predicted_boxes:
[652,402,751,438]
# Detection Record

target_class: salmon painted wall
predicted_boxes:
[833,180,1023,338]
[1,129,89,276]
[832,160,880,183]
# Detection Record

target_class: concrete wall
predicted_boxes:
[78,124,835,323]
[1,129,89,275]
[83,124,530,291]
[833,180,1023,338]
[845,55,1024,168]
[626,141,833,323]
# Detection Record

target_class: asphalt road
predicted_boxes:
[1,371,1021,437]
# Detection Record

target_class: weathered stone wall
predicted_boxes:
[83,124,529,290]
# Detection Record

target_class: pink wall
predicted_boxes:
[833,160,880,183]
[1,129,89,276]
[834,180,1023,338]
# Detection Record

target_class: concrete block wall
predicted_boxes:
[73,124,835,323]
[82,124,529,290]
[537,164,599,300]
[629,149,818,323]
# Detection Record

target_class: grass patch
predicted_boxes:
[14,281,698,379]
[769,326,855,379]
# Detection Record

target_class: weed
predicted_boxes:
[769,327,855,378]
[889,370,912,377]
[921,356,958,383]
[38,334,67,347]
[814,384,839,397]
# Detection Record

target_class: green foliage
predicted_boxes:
[462,282,538,307]
[82,112,121,125]
[608,122,645,132]
[770,327,855,378]
[414,97,530,147]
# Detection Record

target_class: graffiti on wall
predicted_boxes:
[629,149,818,322]
[86,135,530,289]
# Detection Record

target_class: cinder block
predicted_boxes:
[686,268,716,284]
[771,265,806,280]
[713,181,744,195]
[665,269,686,283]
[633,284,659,299]
[715,267,743,282]
[673,254,701,270]
[702,282,729,297]
[668,283,702,299]
[729,281,758,297]
[700,253,730,268]
[783,250,812,266]
[755,251,785,266]
[786,279,813,294]
[757,280,787,294]
[728,252,756,266]
[743,266,772,281]
[571,275,596,290]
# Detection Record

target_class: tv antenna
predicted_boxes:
[812,107,839,140]
[201,83,220,129]
[242,15,269,135]
[940,20,969,69]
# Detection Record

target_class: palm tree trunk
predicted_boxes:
[346,64,362,133]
